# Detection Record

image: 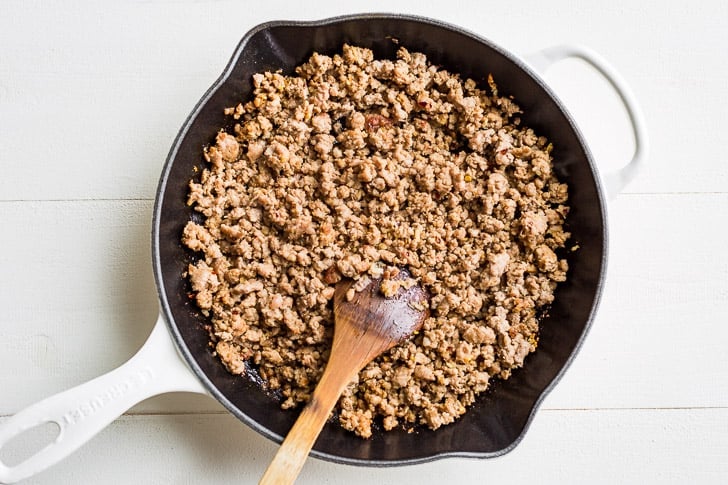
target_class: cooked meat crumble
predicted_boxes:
[183,44,570,438]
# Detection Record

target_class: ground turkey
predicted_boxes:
[183,44,571,438]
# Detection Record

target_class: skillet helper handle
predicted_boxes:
[524,44,649,199]
[0,314,207,484]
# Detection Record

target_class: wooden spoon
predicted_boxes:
[259,268,429,485]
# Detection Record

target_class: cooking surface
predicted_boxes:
[1,1,726,483]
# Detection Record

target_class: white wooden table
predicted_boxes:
[1,1,726,483]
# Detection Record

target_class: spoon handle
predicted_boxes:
[259,348,358,485]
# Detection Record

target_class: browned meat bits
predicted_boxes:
[182,44,570,438]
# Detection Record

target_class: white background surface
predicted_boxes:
[1,0,727,483]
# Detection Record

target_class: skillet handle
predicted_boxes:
[0,314,207,484]
[524,44,649,199]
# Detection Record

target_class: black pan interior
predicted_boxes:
[153,14,607,465]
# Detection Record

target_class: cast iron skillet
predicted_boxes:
[155,13,607,463]
[0,13,648,483]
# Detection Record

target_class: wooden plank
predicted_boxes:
[0,199,221,414]
[1,408,725,484]
[0,1,239,202]
[1,193,727,416]
[544,192,728,409]
[1,1,727,200]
